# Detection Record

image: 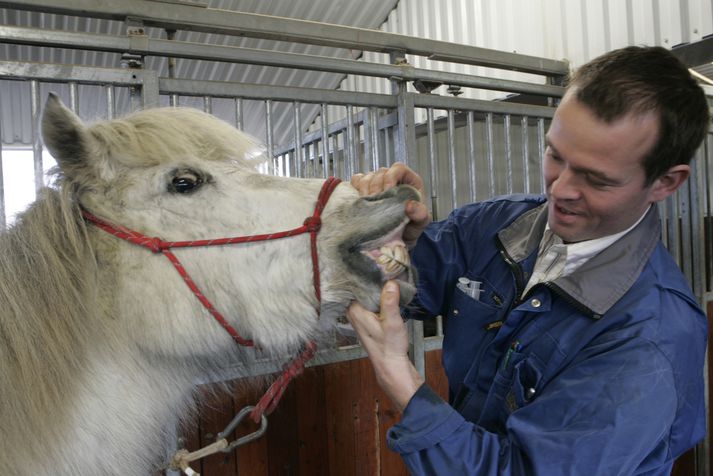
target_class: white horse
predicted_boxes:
[0,94,418,475]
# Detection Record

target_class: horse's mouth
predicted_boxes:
[358,218,416,296]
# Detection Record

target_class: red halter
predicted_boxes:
[82,176,342,422]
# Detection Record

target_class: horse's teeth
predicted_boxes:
[372,245,409,277]
[395,245,407,264]
[385,260,402,274]
[376,253,391,265]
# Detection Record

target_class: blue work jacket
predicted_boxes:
[390,195,707,475]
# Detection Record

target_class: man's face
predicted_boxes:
[544,93,660,243]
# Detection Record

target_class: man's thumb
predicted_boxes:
[380,281,401,315]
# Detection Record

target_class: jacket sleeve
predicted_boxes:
[387,335,678,476]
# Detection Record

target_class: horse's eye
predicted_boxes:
[169,170,204,194]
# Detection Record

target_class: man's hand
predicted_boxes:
[346,280,424,411]
[350,162,431,248]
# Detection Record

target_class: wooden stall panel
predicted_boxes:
[179,350,448,475]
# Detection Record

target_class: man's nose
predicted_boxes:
[549,168,580,200]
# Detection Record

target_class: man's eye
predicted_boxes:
[545,148,561,162]
[586,176,612,188]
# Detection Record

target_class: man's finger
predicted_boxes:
[384,162,424,191]
[350,173,365,189]
[368,168,389,195]
[379,281,402,326]
[346,301,369,327]
[352,172,375,196]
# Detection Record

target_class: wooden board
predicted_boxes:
[177,351,447,475]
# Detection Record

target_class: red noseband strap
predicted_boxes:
[82,176,342,422]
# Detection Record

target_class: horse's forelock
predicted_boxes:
[87,107,266,169]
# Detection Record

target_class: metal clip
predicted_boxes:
[216,405,268,452]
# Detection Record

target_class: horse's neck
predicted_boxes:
[58,348,195,475]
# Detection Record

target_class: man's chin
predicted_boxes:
[548,221,584,244]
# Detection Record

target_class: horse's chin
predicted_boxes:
[395,279,417,306]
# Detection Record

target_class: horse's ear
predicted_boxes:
[41,92,92,173]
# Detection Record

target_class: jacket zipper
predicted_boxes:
[495,238,526,311]
[544,282,600,319]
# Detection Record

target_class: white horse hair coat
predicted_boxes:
[0,94,419,475]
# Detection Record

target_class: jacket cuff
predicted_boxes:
[387,383,466,453]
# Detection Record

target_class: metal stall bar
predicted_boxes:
[160,78,396,109]
[345,105,357,176]
[234,98,244,130]
[105,85,115,119]
[68,82,79,113]
[690,150,706,302]
[537,118,547,193]
[521,116,531,194]
[362,106,374,173]
[679,174,693,283]
[504,114,513,195]
[0,1,569,76]
[0,24,565,101]
[29,79,43,193]
[426,108,439,220]
[0,61,160,110]
[447,109,458,208]
[383,126,392,167]
[265,99,275,175]
[467,111,478,203]
[663,193,681,265]
[292,102,303,178]
[485,113,496,197]
[320,103,330,178]
[369,107,380,170]
[395,82,417,170]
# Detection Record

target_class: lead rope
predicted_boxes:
[82,177,342,475]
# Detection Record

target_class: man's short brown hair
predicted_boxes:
[568,46,710,186]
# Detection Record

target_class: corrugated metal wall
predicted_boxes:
[344,0,713,98]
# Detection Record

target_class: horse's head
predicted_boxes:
[41,93,418,355]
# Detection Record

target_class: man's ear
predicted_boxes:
[648,164,690,202]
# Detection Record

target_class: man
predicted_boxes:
[347,46,709,475]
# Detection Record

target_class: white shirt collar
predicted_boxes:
[560,205,650,275]
[522,205,651,297]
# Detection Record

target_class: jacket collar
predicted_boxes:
[497,202,661,318]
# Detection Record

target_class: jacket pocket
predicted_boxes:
[510,355,543,409]
[479,352,543,432]
[442,279,504,391]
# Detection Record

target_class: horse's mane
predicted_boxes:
[87,107,266,169]
[0,185,100,447]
